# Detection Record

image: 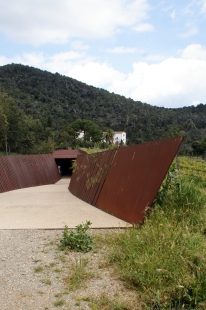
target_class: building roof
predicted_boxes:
[52,149,84,159]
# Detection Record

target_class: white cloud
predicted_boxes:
[171,10,176,20]
[108,45,206,107]
[0,52,46,68]
[179,23,199,38]
[71,41,90,50]
[133,23,154,32]
[181,44,206,60]
[201,0,206,13]
[182,1,195,16]
[142,54,167,63]
[106,46,137,54]
[0,0,150,45]
[51,51,82,62]
[66,62,126,87]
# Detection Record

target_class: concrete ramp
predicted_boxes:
[0,179,129,229]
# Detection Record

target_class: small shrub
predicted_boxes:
[60,221,93,253]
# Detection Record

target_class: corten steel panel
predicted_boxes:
[42,154,60,184]
[33,155,49,185]
[1,156,20,191]
[91,150,117,205]
[69,153,96,202]
[52,149,84,159]
[0,157,12,192]
[69,154,86,195]
[69,150,116,205]
[0,154,61,193]
[28,155,43,185]
[8,156,27,188]
[96,136,184,224]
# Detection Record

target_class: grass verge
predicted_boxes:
[106,162,206,309]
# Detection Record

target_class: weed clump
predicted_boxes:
[65,258,91,290]
[108,161,206,309]
[60,221,93,253]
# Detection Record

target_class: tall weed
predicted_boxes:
[109,167,206,309]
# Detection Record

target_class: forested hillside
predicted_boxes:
[0,63,206,154]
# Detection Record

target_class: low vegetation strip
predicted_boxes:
[103,158,206,309]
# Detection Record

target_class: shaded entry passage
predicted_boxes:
[55,159,73,176]
[52,148,84,177]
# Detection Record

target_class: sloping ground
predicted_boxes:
[0,179,129,229]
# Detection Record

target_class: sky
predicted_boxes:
[0,0,206,108]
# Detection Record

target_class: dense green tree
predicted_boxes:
[103,128,114,144]
[0,91,54,154]
[0,105,8,152]
[191,137,206,157]
[72,119,103,146]
[58,125,76,148]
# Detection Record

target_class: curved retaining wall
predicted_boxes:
[69,136,184,224]
[0,154,61,193]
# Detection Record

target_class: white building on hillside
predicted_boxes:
[78,131,84,139]
[113,131,126,145]
[78,130,127,145]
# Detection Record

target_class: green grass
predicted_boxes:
[40,278,52,285]
[65,258,93,290]
[105,157,206,309]
[178,156,206,186]
[34,266,43,273]
[81,293,138,310]
[0,151,20,156]
[53,300,65,307]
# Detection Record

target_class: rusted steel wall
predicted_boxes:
[0,154,61,193]
[69,150,117,205]
[96,136,183,224]
[69,136,184,224]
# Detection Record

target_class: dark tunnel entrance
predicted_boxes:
[55,159,74,176]
[52,148,84,178]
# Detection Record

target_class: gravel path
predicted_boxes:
[0,230,139,310]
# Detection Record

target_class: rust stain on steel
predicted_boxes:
[0,154,61,193]
[96,136,184,224]
[69,150,116,205]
